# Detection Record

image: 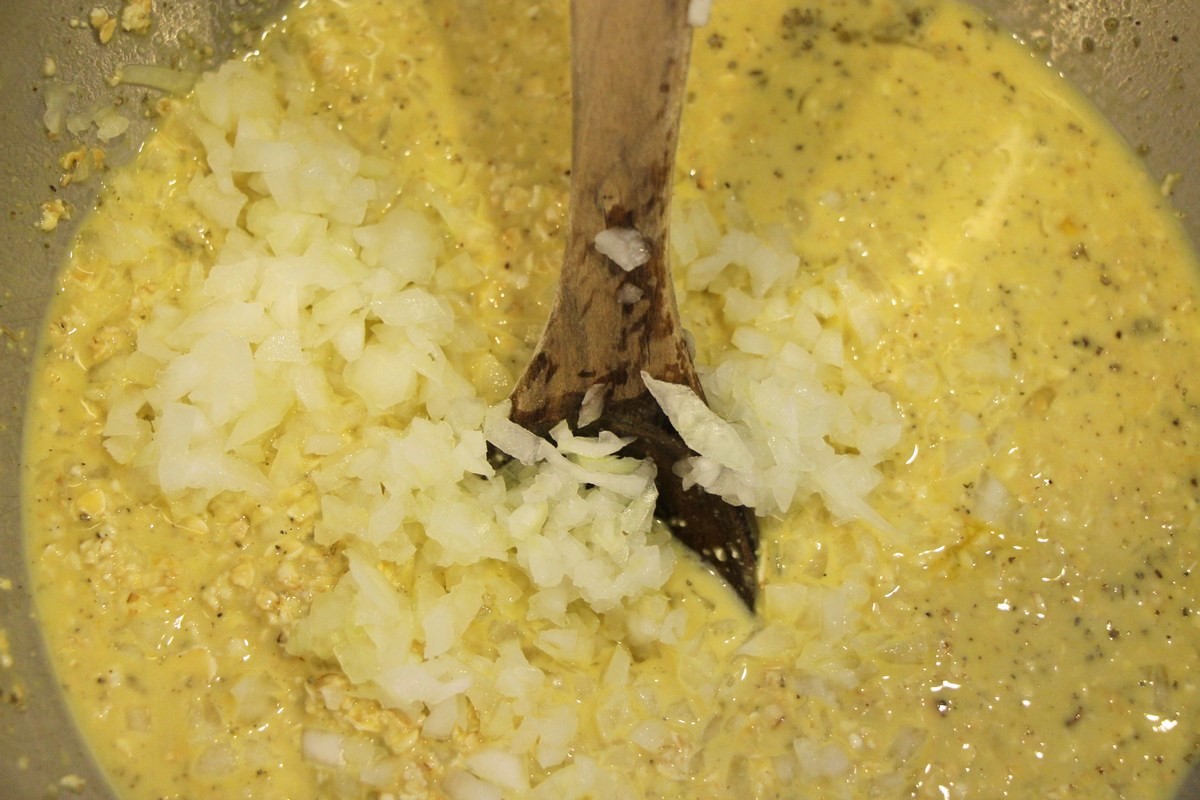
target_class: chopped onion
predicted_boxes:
[444,768,501,800]
[301,729,347,768]
[617,282,643,304]
[42,81,76,138]
[577,383,608,428]
[96,53,907,800]
[687,0,714,26]
[641,372,754,472]
[118,64,199,94]
[464,749,530,792]
[594,227,650,271]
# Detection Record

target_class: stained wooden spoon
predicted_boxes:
[507,0,759,608]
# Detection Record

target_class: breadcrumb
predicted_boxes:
[121,0,153,34]
[58,774,87,792]
[38,199,71,232]
[88,7,117,44]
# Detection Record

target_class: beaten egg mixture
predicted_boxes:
[23,0,1200,798]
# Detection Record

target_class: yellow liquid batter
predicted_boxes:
[23,1,1200,798]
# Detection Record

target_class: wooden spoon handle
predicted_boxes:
[510,0,697,428]
[570,0,690,243]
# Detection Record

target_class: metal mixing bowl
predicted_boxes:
[0,2,1196,797]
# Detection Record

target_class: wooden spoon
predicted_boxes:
[508,0,759,608]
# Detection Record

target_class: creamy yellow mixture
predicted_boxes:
[24,1,1200,799]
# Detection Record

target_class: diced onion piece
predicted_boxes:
[794,738,851,778]
[641,371,754,472]
[118,64,199,94]
[617,283,643,304]
[301,729,347,768]
[94,106,130,141]
[483,402,544,465]
[687,0,713,26]
[549,420,631,458]
[42,81,75,137]
[444,768,501,800]
[971,470,1016,527]
[594,227,650,271]
[577,383,608,428]
[464,749,530,792]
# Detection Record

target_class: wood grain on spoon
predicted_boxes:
[508,0,760,608]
